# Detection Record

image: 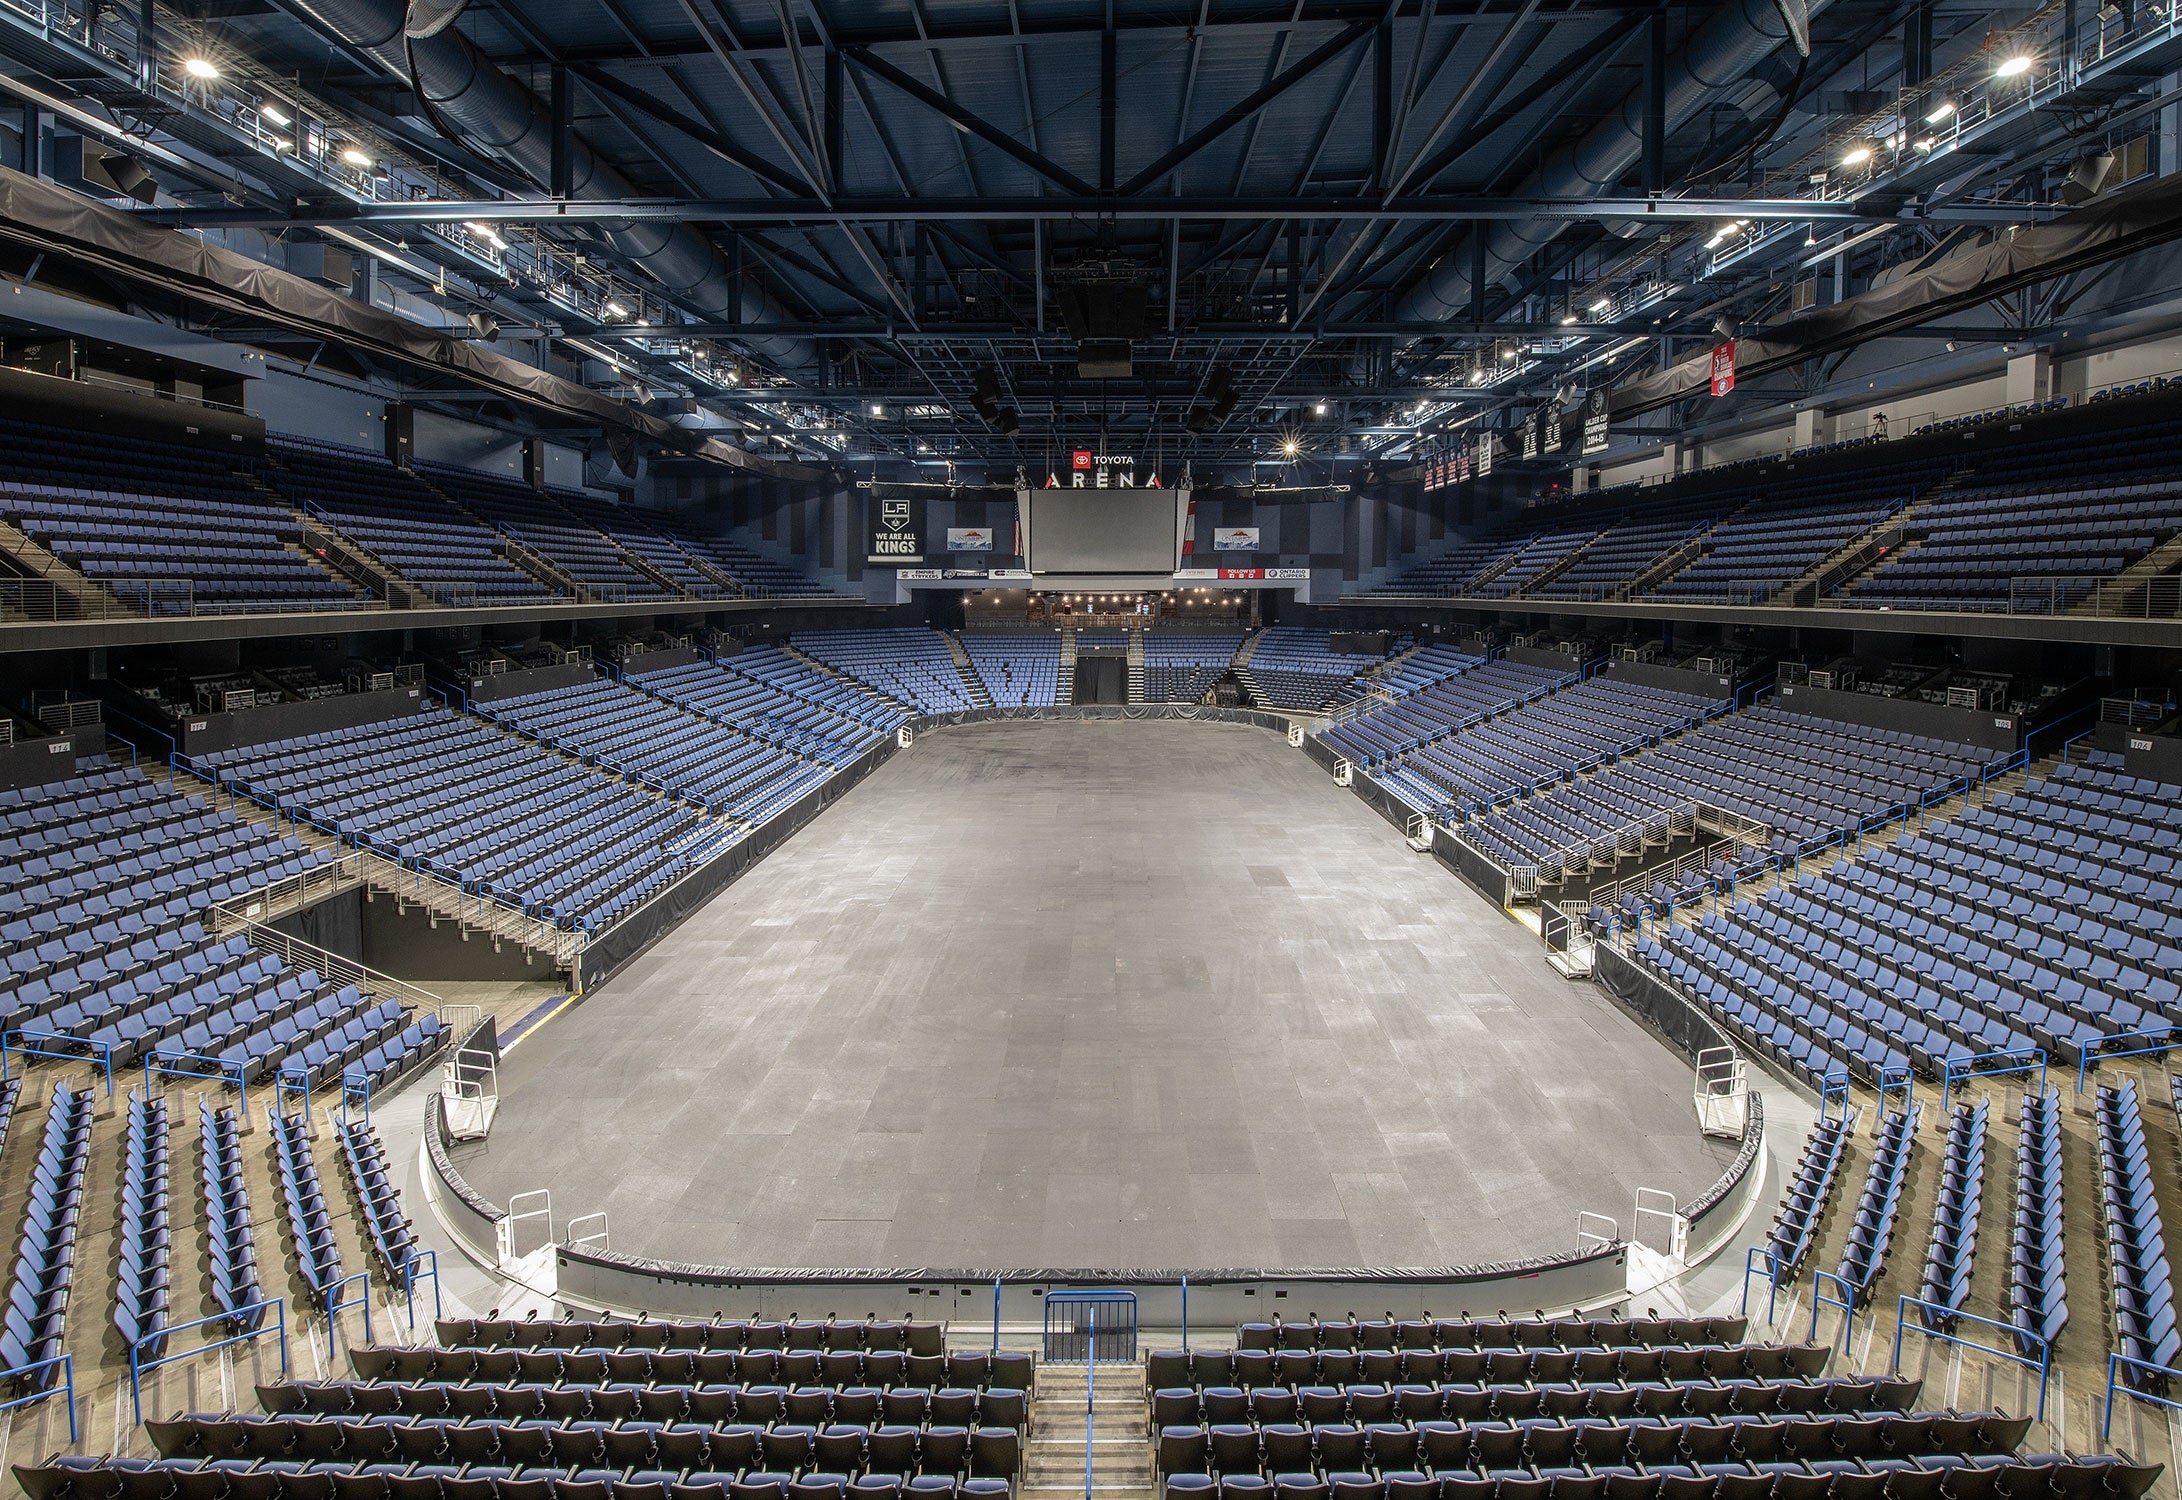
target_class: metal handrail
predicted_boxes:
[128,1301,287,1422]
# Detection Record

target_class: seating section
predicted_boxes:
[1837,1106,1918,1290]
[263,439,563,606]
[417,464,676,603]
[1143,630,1246,703]
[1322,661,1566,769]
[1914,1098,1986,1325]
[1765,1115,1850,1276]
[477,675,832,825]
[645,515,836,596]
[198,1098,265,1332]
[2009,1089,2068,1354]
[1243,630,1386,710]
[113,1092,172,1360]
[2096,1078,2180,1378]
[196,708,719,933]
[1368,646,1484,697]
[2,1084,92,1377]
[1139,1316,2136,1500]
[1472,526,1598,598]
[271,1109,343,1306]
[21,1318,1039,1499]
[1532,498,1721,602]
[341,1119,417,1282]
[1649,498,1896,604]
[633,651,905,748]
[0,416,365,614]
[1633,760,2178,1083]
[1843,415,2182,609]
[557,494,733,599]
[1369,677,1726,823]
[960,632,1062,707]
[795,631,979,714]
[0,763,418,1083]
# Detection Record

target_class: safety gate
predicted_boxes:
[1042,1289,1138,1362]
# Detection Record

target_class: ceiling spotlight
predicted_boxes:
[1313,401,1327,416]
[1916,136,1937,151]
[1560,314,1578,325]
[260,102,292,127]
[340,147,373,168]
[1841,146,1872,166]
[869,403,884,417]
[1925,99,1956,123]
[1590,297,1612,313]
[605,299,629,317]
[183,57,219,79]
[1996,55,2033,76]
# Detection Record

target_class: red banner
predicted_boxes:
[1710,341,1737,397]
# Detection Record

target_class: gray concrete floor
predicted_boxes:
[458,720,1736,1272]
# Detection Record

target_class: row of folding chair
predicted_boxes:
[113,1091,172,1359]
[2005,1092,2067,1355]
[2094,1080,2180,1375]
[17,1454,1023,1500]
[1148,1376,1915,1433]
[1,1084,93,1374]
[150,1413,1025,1478]
[200,1099,266,1330]
[1768,1119,1850,1275]
[1915,1101,1985,1319]
[1838,1109,1918,1291]
[342,1119,418,1280]
[1156,1450,2159,1500]
[1151,1346,1813,1394]
[1154,1408,2027,1477]
[272,1109,343,1304]
[270,1383,1027,1430]
[375,1345,1025,1392]
[1227,1321,1748,1356]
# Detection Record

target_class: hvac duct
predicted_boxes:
[1398,0,1833,325]
[274,0,810,373]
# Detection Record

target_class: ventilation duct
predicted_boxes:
[1398,0,1837,326]
[274,0,811,373]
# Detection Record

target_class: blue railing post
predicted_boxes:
[323,1272,372,1363]
[127,1299,286,1423]
[1180,1275,1189,1351]
[2103,1353,2182,1440]
[1894,1295,2049,1423]
[1740,1247,1783,1323]
[1084,1307,1097,1500]
[992,1277,1001,1354]
[0,1354,76,1442]
[402,1250,443,1329]
[1808,1269,1857,1352]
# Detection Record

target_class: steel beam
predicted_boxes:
[144,194,2030,227]
[841,44,1098,196]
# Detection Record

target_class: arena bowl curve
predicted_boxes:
[426,716,1763,1309]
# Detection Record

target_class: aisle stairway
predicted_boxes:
[1126,633,1146,704]
[943,632,996,708]
[1058,629,1080,704]
[1024,1360,1154,1500]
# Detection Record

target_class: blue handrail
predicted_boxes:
[145,1049,249,1111]
[2,1031,115,1096]
[1740,1246,1784,1323]
[1808,1269,1857,1352]
[400,1249,442,1329]
[1894,1296,2050,1422]
[2104,1353,2182,1439]
[128,1300,287,1422]
[1941,1046,2045,1108]
[0,1354,76,1441]
[2075,1026,2178,1095]
[323,1271,373,1362]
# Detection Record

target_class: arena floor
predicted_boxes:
[457,719,1736,1271]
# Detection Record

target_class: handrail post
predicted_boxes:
[992,1277,1001,1354]
[1084,1311,1097,1500]
[1180,1275,1189,1351]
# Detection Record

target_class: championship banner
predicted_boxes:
[1520,410,1541,461]
[1580,388,1610,455]
[1475,433,1494,477]
[1710,340,1737,397]
[1543,404,1563,453]
[947,527,994,551]
[1212,526,1261,551]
